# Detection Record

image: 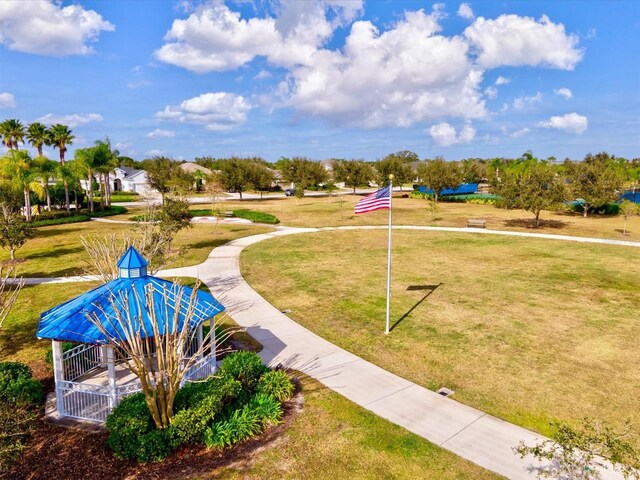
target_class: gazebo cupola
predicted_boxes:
[117,246,147,278]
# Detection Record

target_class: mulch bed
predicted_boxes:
[8,386,303,480]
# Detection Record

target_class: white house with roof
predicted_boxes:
[112,166,151,194]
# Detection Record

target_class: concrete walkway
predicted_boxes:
[159,226,632,480]
[23,226,636,477]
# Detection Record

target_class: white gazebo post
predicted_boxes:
[197,323,204,359]
[106,345,118,409]
[51,340,65,416]
[209,317,216,370]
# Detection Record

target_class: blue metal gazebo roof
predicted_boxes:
[36,248,225,344]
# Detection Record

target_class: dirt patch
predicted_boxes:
[8,381,303,480]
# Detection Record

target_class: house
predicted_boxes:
[112,166,151,194]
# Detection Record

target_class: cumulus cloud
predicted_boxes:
[147,129,176,138]
[36,113,103,127]
[484,86,497,99]
[539,112,587,134]
[511,127,530,137]
[513,92,542,110]
[495,76,510,85]
[457,3,474,20]
[281,8,486,128]
[554,87,573,99]
[0,0,114,56]
[155,1,362,72]
[0,92,15,109]
[156,92,252,131]
[464,14,583,69]
[429,122,476,146]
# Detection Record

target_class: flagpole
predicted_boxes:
[385,174,393,334]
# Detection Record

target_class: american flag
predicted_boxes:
[354,186,391,214]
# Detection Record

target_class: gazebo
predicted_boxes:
[36,247,225,423]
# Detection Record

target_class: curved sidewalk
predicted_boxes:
[161,226,633,480]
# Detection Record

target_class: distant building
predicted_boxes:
[112,166,151,194]
[180,162,212,176]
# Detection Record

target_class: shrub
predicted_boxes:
[232,209,279,224]
[106,393,156,460]
[256,370,294,402]
[31,215,91,227]
[203,404,262,449]
[219,351,269,391]
[0,362,43,405]
[249,393,283,428]
[136,429,172,463]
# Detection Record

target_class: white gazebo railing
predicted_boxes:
[53,339,218,423]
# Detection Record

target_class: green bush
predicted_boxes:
[31,215,91,227]
[256,370,294,402]
[136,429,172,463]
[89,206,127,217]
[203,404,262,449]
[249,393,283,427]
[232,209,279,224]
[219,351,269,391]
[0,362,43,405]
[571,202,620,215]
[106,393,157,460]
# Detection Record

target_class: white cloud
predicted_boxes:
[539,112,587,134]
[429,122,476,146]
[464,14,583,70]
[0,92,15,108]
[147,129,176,138]
[484,86,497,99]
[0,0,114,56]
[156,92,252,131]
[511,127,530,137]
[127,80,151,89]
[457,3,474,20]
[281,8,486,128]
[155,1,362,72]
[495,76,510,85]
[254,69,272,80]
[145,149,165,157]
[36,113,103,127]
[513,92,542,110]
[554,87,573,99]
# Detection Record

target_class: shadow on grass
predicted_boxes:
[502,218,569,229]
[26,246,84,260]
[390,283,442,332]
[24,265,85,278]
[33,226,85,238]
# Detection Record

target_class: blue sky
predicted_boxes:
[0,0,638,162]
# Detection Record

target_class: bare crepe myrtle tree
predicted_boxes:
[81,204,183,283]
[85,281,237,429]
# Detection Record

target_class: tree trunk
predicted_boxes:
[10,248,15,261]
[45,186,51,211]
[74,190,79,211]
[239,190,243,200]
[535,211,541,228]
[100,173,105,211]
[64,180,71,215]
[583,204,589,218]
[105,172,111,207]
[623,217,628,235]
[23,188,31,222]
[353,185,356,194]
[88,173,94,213]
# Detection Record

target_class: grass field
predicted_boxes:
[241,229,640,435]
[205,194,640,241]
[0,221,274,277]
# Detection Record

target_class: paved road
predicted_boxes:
[23,226,636,478]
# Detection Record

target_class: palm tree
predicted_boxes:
[48,124,74,214]
[26,122,49,157]
[75,147,102,213]
[0,119,26,150]
[94,138,119,207]
[33,156,58,211]
[2,150,45,222]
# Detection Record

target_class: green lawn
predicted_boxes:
[241,229,640,436]
[0,222,274,277]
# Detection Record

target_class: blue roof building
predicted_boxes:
[39,247,225,423]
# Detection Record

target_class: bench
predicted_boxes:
[467,219,486,228]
